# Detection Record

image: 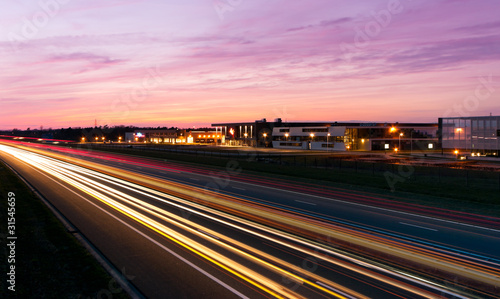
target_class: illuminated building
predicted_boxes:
[212,119,439,151]
[439,115,500,156]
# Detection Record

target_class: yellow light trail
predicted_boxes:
[0,144,358,299]
[2,142,497,298]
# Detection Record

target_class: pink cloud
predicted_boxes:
[1,0,499,130]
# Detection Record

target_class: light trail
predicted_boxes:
[0,144,359,298]
[31,153,469,297]
[1,143,499,298]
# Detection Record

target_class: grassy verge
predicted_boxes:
[0,160,130,298]
[69,144,500,217]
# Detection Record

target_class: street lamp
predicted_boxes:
[95,136,98,142]
[285,133,289,142]
[399,132,403,151]
[456,128,463,151]
[244,132,248,146]
[327,133,331,152]
[118,136,122,142]
[262,133,267,147]
[454,149,459,159]
[81,137,85,142]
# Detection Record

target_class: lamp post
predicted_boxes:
[399,132,403,151]
[262,133,267,147]
[456,128,463,152]
[81,137,85,143]
[389,126,397,153]
[285,133,289,142]
[310,133,314,150]
[244,133,248,146]
[327,133,330,152]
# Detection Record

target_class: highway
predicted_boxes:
[1,140,499,298]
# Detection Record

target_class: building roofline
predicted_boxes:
[439,115,499,119]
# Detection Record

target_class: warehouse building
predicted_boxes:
[212,119,439,151]
[439,115,500,156]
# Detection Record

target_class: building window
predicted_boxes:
[384,144,390,149]
[302,128,328,132]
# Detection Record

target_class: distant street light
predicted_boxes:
[285,133,289,142]
[81,137,85,142]
[327,133,330,152]
[399,132,403,151]
[244,132,248,146]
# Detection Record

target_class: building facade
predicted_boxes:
[212,119,275,147]
[439,115,500,156]
[213,119,439,151]
[272,123,438,151]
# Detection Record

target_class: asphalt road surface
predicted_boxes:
[1,140,499,298]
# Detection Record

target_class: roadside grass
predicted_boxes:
[71,145,500,218]
[0,160,130,298]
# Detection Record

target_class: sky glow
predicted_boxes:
[1,0,499,129]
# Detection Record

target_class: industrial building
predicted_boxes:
[212,119,439,151]
[439,115,500,156]
[124,129,222,144]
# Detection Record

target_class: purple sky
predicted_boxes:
[1,0,499,130]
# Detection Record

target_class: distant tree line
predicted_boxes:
[0,125,181,142]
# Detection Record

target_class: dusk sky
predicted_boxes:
[1,0,499,130]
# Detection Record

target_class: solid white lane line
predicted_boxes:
[295,200,317,206]
[399,222,438,232]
